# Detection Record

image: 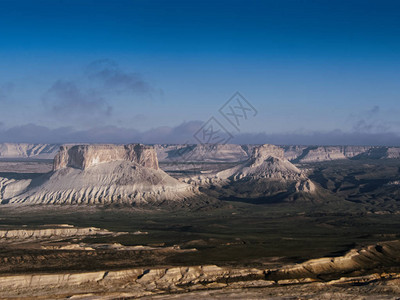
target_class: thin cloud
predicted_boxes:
[349,105,391,134]
[1,121,400,146]
[85,59,160,95]
[0,82,14,102]
[233,130,400,146]
[42,80,112,118]
[41,60,161,125]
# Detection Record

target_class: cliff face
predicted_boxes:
[250,144,285,164]
[200,144,306,184]
[229,144,304,181]
[2,143,400,163]
[53,144,158,171]
[184,144,317,200]
[7,144,210,206]
[0,143,60,159]
[155,144,248,162]
[284,146,382,163]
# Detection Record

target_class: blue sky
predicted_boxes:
[0,0,400,144]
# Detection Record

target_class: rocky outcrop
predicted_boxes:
[284,146,400,163]
[184,145,317,199]
[155,144,249,162]
[0,225,115,241]
[6,144,210,207]
[53,144,158,171]
[354,147,400,160]
[267,240,400,281]
[0,143,60,159]
[286,146,371,163]
[293,179,316,193]
[0,265,266,298]
[387,147,400,158]
[0,240,398,299]
[2,143,400,163]
[282,145,308,161]
[9,161,200,205]
[217,144,305,182]
[0,177,31,202]
[156,144,400,164]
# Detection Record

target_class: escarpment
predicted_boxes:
[184,144,317,199]
[5,144,213,207]
[53,144,159,171]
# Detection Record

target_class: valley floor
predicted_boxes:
[0,159,400,298]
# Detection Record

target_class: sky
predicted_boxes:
[0,0,400,145]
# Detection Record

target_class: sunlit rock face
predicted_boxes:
[220,144,304,181]
[0,143,60,159]
[155,144,249,162]
[53,144,159,171]
[6,143,212,207]
[249,144,285,164]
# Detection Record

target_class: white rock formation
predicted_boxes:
[218,144,303,181]
[155,144,249,162]
[0,240,398,298]
[0,177,31,201]
[270,240,400,280]
[387,147,400,158]
[1,142,399,163]
[0,143,60,159]
[53,144,159,170]
[156,144,400,164]
[0,226,114,241]
[285,146,371,163]
[283,145,400,163]
[282,145,308,161]
[185,144,316,194]
[6,144,201,206]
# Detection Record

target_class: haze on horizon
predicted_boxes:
[0,0,400,145]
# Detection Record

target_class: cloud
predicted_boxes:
[0,121,203,144]
[43,80,112,119]
[232,130,400,146]
[349,105,391,134]
[85,59,160,95]
[0,82,14,101]
[1,121,400,146]
[367,105,380,116]
[41,59,161,125]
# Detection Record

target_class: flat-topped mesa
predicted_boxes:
[53,144,159,171]
[250,144,285,165]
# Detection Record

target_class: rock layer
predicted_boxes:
[0,143,60,159]
[0,225,114,241]
[1,143,400,163]
[220,144,303,181]
[155,144,249,162]
[9,161,199,206]
[0,240,398,299]
[284,145,400,163]
[53,144,158,171]
[0,177,31,202]
[5,144,209,207]
[185,144,316,196]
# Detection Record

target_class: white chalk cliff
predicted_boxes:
[0,143,60,159]
[155,143,249,162]
[186,144,316,194]
[1,142,400,163]
[6,144,202,206]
